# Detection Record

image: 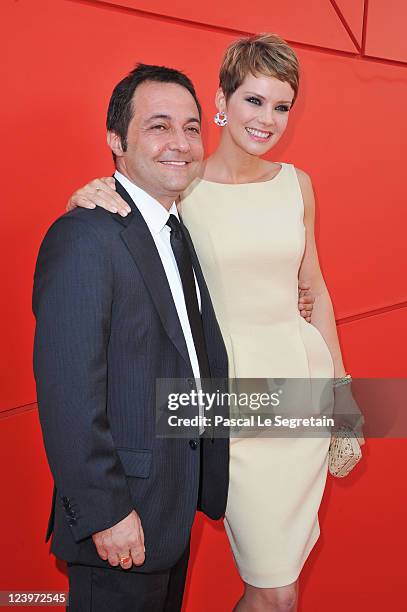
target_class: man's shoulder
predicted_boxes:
[63,206,121,229]
[44,207,123,245]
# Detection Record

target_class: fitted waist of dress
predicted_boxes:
[218,301,301,329]
[219,314,303,339]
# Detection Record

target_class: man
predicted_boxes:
[33,64,229,611]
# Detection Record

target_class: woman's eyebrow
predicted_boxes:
[243,91,293,104]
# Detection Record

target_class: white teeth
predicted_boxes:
[160,161,187,165]
[246,127,271,139]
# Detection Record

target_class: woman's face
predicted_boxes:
[218,73,295,156]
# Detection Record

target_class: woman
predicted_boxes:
[68,34,362,612]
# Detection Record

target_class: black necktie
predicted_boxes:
[166,214,210,379]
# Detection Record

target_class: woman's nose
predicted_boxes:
[259,106,275,127]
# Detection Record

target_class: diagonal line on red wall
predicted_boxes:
[328,0,362,54]
[0,402,37,420]
[361,0,369,55]
[337,300,407,326]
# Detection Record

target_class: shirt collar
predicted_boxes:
[114,170,179,234]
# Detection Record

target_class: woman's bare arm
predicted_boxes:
[296,168,346,378]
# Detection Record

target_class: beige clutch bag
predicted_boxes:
[328,426,362,478]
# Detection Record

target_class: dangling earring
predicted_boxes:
[214,112,228,127]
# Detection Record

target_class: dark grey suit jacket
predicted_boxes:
[32,179,229,572]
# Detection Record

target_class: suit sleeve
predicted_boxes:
[33,215,134,542]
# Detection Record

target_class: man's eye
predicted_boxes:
[151,124,166,130]
[246,97,262,106]
[276,105,291,112]
[187,126,200,134]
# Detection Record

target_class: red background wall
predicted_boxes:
[1,0,406,609]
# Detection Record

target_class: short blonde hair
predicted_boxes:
[219,33,300,103]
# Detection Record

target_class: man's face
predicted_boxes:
[109,81,204,206]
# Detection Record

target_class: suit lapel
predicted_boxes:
[114,180,192,370]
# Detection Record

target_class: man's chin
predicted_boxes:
[160,176,196,195]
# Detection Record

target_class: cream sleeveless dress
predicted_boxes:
[180,162,334,588]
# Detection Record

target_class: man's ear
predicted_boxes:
[215,88,227,114]
[107,131,124,158]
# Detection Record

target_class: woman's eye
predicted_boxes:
[276,105,290,112]
[246,97,262,106]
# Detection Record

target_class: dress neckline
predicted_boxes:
[198,162,285,186]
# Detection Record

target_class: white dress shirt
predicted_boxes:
[115,172,205,433]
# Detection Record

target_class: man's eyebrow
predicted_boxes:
[144,114,201,123]
[145,114,171,122]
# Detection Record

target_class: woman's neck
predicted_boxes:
[203,130,270,184]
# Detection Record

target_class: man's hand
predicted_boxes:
[92,510,145,569]
[298,281,315,323]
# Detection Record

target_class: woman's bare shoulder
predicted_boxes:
[294,166,312,186]
[293,166,315,215]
